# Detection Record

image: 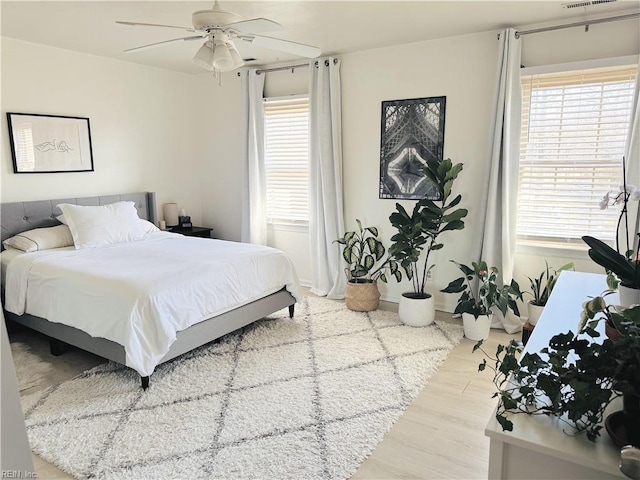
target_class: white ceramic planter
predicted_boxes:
[462,312,493,341]
[398,293,435,327]
[527,303,545,326]
[618,285,640,307]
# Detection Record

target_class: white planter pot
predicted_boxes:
[462,312,493,341]
[618,285,640,307]
[398,293,435,327]
[527,303,545,326]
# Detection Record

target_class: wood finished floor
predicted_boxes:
[9,294,516,479]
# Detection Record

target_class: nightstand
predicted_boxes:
[168,226,213,238]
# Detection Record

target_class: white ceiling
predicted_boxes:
[2,1,638,75]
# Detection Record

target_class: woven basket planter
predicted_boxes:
[345,280,380,312]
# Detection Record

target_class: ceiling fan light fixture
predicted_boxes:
[193,41,214,70]
[212,42,234,71]
[228,42,245,69]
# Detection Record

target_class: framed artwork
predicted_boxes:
[379,96,446,200]
[7,113,94,173]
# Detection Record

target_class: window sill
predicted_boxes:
[267,222,309,233]
[516,240,591,259]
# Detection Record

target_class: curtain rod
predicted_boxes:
[515,12,640,38]
[236,58,338,76]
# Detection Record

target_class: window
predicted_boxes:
[263,95,310,225]
[517,62,637,244]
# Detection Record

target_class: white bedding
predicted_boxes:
[1,247,26,285]
[5,232,301,376]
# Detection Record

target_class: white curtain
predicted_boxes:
[309,58,346,298]
[480,28,522,333]
[625,57,640,251]
[241,69,267,245]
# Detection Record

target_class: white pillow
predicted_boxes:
[2,224,74,252]
[58,214,159,234]
[140,219,160,234]
[57,201,146,249]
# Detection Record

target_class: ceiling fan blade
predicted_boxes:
[226,18,282,34]
[116,20,199,34]
[124,36,203,53]
[247,35,320,58]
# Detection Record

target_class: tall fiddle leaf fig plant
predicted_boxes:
[389,158,467,297]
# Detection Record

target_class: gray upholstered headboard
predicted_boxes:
[0,192,157,245]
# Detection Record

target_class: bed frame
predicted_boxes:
[1,192,296,389]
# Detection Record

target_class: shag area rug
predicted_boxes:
[21,296,463,479]
[11,342,53,392]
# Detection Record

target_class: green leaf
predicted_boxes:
[343,246,352,264]
[440,220,465,233]
[444,162,463,182]
[446,194,462,209]
[442,208,468,223]
[365,226,379,237]
[496,415,513,432]
[364,254,375,271]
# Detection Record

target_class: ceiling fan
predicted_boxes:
[116,1,321,73]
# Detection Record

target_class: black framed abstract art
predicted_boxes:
[7,112,94,174]
[379,96,446,200]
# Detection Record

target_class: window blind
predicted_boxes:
[264,96,310,224]
[517,64,637,243]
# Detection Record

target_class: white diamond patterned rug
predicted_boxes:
[21,296,463,479]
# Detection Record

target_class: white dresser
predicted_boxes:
[485,271,626,479]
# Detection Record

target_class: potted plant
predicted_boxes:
[525,261,574,325]
[475,297,640,447]
[388,158,467,326]
[441,261,523,341]
[334,220,401,312]
[583,235,640,306]
[583,157,640,306]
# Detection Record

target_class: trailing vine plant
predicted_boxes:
[474,302,640,442]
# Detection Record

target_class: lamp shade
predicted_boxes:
[193,42,214,71]
[163,203,179,227]
[228,42,245,69]
[212,42,233,71]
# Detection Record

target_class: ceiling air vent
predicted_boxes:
[562,0,617,8]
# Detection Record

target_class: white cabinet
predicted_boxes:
[484,271,625,479]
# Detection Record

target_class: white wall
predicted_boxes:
[1,38,204,224]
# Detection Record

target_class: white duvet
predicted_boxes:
[4,232,301,376]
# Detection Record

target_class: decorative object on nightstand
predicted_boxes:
[163,203,179,227]
[169,226,213,239]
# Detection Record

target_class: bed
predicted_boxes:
[1,192,299,389]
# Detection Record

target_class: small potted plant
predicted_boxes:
[334,220,401,312]
[525,261,574,325]
[441,261,523,340]
[388,158,467,327]
[475,297,640,446]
